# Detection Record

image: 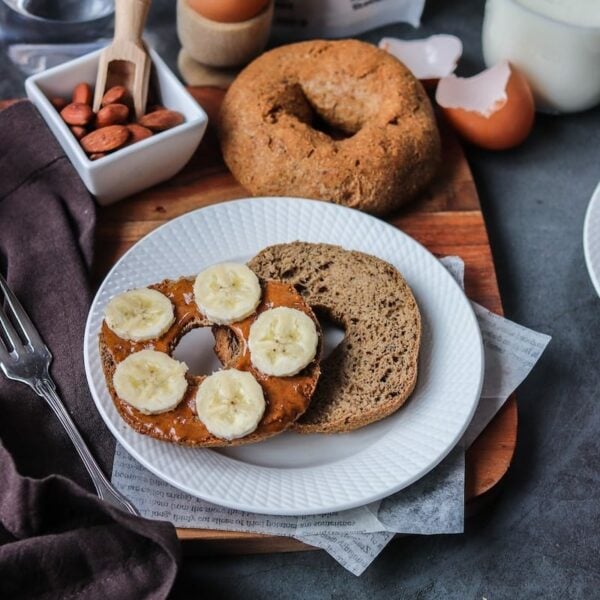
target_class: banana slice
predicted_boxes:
[105,288,175,341]
[248,307,318,377]
[195,369,266,440]
[113,349,188,414]
[193,263,261,324]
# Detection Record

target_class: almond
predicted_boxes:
[101,85,130,107]
[60,102,94,126]
[138,109,184,132]
[70,126,87,140]
[126,123,153,144]
[96,103,129,127]
[50,97,68,111]
[72,83,92,105]
[81,125,129,154]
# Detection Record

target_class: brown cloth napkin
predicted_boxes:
[0,101,180,599]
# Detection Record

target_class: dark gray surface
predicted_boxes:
[2,0,599,598]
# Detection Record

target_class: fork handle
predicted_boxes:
[35,378,139,516]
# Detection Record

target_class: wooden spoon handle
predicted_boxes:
[114,0,151,44]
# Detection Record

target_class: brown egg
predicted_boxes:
[186,0,270,23]
[436,61,535,150]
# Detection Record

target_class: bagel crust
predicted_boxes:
[219,39,441,215]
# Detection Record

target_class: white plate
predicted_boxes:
[84,197,484,515]
[584,182,600,297]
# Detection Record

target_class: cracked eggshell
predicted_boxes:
[435,61,535,150]
[379,34,462,84]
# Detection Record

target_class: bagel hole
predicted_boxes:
[275,83,360,140]
[309,111,355,141]
[315,310,346,361]
[172,327,223,376]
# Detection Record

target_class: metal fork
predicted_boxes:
[0,274,139,515]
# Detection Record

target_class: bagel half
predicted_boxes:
[215,243,421,433]
[99,277,321,446]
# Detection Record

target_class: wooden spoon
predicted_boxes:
[93,0,152,120]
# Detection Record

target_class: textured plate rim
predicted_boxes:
[583,181,600,297]
[84,197,484,515]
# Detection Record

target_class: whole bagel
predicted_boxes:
[219,39,441,215]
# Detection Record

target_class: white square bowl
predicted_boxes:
[25,48,208,205]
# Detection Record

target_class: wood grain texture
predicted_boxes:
[2,90,517,553]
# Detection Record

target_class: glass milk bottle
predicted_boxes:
[482,0,600,113]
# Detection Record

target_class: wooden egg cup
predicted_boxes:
[177,0,274,87]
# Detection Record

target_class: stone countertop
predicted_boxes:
[1,0,599,597]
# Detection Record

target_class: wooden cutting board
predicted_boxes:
[95,87,517,553]
[4,89,517,553]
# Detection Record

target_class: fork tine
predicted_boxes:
[0,331,10,363]
[0,273,44,349]
[0,302,24,351]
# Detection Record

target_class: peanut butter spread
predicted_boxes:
[99,277,321,447]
